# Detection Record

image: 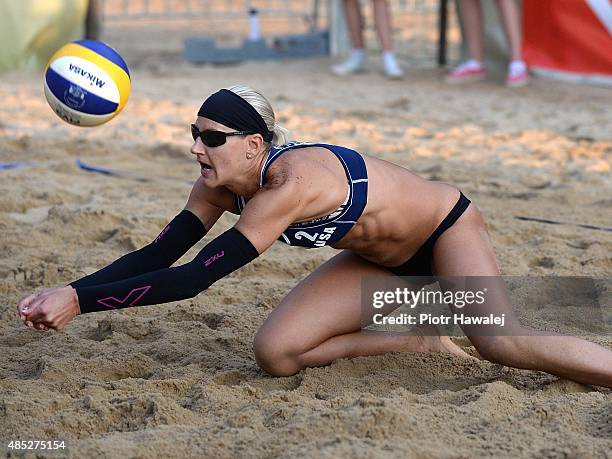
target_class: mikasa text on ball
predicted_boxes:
[44,40,130,127]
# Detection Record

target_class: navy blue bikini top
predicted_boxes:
[234,141,368,248]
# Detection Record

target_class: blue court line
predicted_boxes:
[76,159,115,175]
[0,162,26,169]
[515,216,612,232]
[76,159,193,184]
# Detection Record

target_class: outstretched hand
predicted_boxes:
[17,286,81,331]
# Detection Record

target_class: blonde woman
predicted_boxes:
[18,85,612,387]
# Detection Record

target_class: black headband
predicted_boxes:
[197,89,274,142]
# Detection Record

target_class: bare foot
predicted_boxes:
[396,325,477,360]
[427,335,477,360]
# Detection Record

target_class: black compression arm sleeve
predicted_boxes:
[73,227,258,314]
[70,210,206,288]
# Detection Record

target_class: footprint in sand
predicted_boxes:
[519,175,551,189]
[529,257,555,268]
[212,370,243,386]
[8,206,51,224]
[202,312,224,330]
[539,378,592,396]
[86,319,113,342]
[566,240,594,250]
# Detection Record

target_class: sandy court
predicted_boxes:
[1,22,611,457]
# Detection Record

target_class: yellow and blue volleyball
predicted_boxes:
[44,40,130,127]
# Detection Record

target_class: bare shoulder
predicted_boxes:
[259,145,348,220]
[263,146,330,190]
[236,150,321,253]
[248,147,324,218]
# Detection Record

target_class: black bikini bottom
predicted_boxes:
[386,192,471,277]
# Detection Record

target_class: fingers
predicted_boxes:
[22,319,50,331]
[33,322,50,332]
[25,300,62,331]
[18,295,39,330]
[25,301,48,324]
[17,294,37,319]
[16,294,55,331]
[19,294,49,322]
[18,288,77,332]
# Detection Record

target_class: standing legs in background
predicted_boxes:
[446,0,528,86]
[331,0,404,79]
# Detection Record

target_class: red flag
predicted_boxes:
[523,0,612,76]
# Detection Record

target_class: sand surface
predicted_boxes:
[1,25,611,458]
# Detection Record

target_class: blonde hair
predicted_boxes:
[226,85,290,148]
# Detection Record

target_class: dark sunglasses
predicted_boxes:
[191,124,256,147]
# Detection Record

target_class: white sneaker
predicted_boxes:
[383,54,404,79]
[506,60,529,87]
[331,51,366,76]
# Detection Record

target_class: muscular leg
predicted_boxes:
[432,204,612,388]
[254,251,467,377]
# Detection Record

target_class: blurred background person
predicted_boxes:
[85,0,102,40]
[331,0,404,79]
[446,0,528,86]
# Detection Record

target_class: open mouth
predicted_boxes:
[198,160,213,170]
